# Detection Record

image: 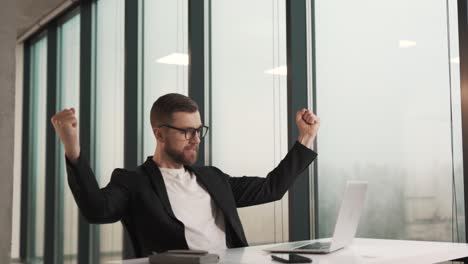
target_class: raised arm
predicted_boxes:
[229,109,320,207]
[50,108,81,163]
[51,108,129,223]
[296,108,320,150]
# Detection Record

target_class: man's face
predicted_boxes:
[159,111,202,165]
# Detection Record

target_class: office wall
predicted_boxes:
[0,0,16,262]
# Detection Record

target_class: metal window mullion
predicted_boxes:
[90,2,101,260]
[188,0,206,166]
[307,0,319,240]
[29,42,39,262]
[205,0,212,166]
[286,0,311,242]
[122,0,140,259]
[20,41,32,263]
[78,0,99,263]
[457,0,468,248]
[44,21,62,264]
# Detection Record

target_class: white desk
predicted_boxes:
[109,238,468,264]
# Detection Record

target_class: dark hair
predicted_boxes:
[150,93,199,127]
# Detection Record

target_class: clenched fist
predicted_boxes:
[296,109,320,149]
[51,108,80,162]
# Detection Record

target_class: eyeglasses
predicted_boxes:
[158,124,209,140]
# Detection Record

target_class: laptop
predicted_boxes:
[264,181,368,254]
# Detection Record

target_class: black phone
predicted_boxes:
[271,254,312,263]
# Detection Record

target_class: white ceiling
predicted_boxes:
[17,0,67,37]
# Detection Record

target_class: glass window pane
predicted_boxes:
[29,36,47,262]
[141,0,189,158]
[211,0,288,244]
[94,0,125,261]
[314,0,464,242]
[11,43,24,261]
[57,13,80,264]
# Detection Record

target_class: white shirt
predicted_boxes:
[159,167,227,252]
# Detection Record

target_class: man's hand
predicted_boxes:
[51,108,80,163]
[296,109,320,149]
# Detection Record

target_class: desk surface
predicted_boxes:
[108,238,468,264]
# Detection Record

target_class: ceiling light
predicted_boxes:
[265,65,287,76]
[156,53,189,66]
[399,40,417,48]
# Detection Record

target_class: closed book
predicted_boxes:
[148,252,220,264]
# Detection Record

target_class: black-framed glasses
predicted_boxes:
[158,124,209,140]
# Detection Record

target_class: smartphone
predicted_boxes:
[271,254,312,263]
[166,249,208,255]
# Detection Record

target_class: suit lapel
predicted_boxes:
[186,166,231,217]
[188,166,248,245]
[142,158,177,220]
[143,161,247,245]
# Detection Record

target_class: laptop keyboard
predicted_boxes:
[295,242,332,250]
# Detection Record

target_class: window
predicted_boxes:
[28,35,48,263]
[93,0,125,261]
[140,0,189,158]
[57,13,80,263]
[211,0,288,244]
[314,0,465,242]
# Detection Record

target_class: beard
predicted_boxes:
[164,143,199,165]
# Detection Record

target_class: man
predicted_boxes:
[51,93,320,257]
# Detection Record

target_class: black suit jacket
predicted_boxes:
[66,141,317,257]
